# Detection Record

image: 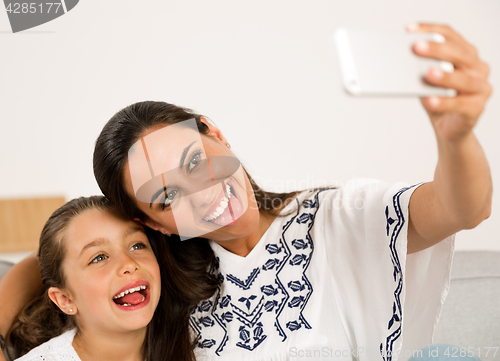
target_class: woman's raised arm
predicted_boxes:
[406,23,493,254]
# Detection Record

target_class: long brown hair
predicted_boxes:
[6,196,203,361]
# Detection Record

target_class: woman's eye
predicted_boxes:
[130,243,146,251]
[90,254,108,264]
[187,151,202,172]
[161,189,178,210]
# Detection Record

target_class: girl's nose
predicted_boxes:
[118,253,139,275]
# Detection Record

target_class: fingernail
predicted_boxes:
[406,23,419,32]
[415,40,429,52]
[428,96,440,108]
[429,67,444,80]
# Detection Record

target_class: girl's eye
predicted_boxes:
[161,189,178,210]
[187,151,202,172]
[90,254,108,264]
[130,243,146,251]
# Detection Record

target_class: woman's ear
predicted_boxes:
[200,116,228,145]
[48,287,77,315]
[137,218,169,235]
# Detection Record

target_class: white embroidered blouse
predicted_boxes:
[192,178,455,361]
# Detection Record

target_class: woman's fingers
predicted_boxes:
[422,94,487,121]
[408,23,482,71]
[407,23,493,141]
[412,36,478,70]
[424,67,492,95]
[408,23,465,44]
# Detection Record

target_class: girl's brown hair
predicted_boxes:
[6,196,207,361]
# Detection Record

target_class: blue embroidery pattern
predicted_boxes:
[380,184,419,361]
[226,268,260,290]
[191,190,325,355]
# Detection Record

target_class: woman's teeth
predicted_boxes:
[113,285,146,299]
[204,184,232,222]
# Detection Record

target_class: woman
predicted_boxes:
[0,23,492,361]
[92,23,491,360]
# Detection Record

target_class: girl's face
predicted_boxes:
[124,119,261,242]
[49,209,161,335]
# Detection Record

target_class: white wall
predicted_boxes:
[1,0,499,251]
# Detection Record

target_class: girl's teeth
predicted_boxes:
[113,285,147,299]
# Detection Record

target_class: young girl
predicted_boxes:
[6,196,214,361]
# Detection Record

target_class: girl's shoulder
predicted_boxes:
[15,329,80,361]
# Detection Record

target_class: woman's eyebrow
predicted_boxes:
[150,185,166,207]
[179,141,196,169]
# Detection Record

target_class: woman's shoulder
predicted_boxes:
[294,178,412,210]
[15,329,80,361]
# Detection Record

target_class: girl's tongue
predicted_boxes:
[114,291,145,306]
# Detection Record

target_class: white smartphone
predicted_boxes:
[334,27,456,97]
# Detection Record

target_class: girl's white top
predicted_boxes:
[192,178,455,361]
[15,329,80,361]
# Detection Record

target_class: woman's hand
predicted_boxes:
[408,23,492,142]
[406,23,493,254]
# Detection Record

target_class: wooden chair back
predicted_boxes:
[0,197,66,253]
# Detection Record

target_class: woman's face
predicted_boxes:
[123,118,261,242]
[50,209,161,335]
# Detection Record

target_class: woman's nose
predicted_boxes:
[189,184,217,207]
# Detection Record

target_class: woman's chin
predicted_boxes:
[200,206,260,241]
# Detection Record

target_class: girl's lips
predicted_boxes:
[113,287,151,311]
[113,280,149,299]
[112,279,151,311]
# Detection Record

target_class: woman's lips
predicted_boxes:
[202,183,231,221]
[203,181,244,227]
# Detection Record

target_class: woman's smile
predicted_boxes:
[202,181,244,227]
